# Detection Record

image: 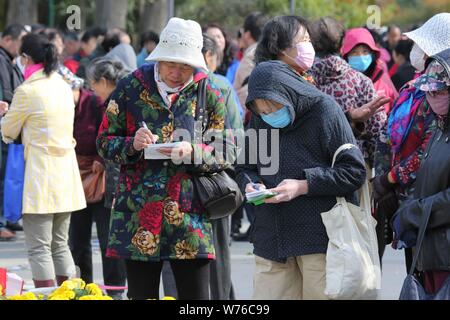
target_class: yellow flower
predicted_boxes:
[48,286,76,300]
[132,227,160,256]
[208,113,224,131]
[106,100,120,116]
[79,295,113,301]
[164,199,184,226]
[161,122,174,143]
[190,100,197,117]
[85,283,103,297]
[175,240,198,259]
[8,292,38,300]
[48,295,71,300]
[61,278,86,290]
[140,90,164,111]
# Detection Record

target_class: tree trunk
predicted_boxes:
[95,0,128,29]
[139,0,169,34]
[6,0,38,26]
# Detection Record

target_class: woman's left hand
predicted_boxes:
[265,179,309,204]
[158,141,193,160]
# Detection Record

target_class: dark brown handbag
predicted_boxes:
[191,79,244,220]
[77,155,106,204]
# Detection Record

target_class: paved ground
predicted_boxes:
[0,225,406,300]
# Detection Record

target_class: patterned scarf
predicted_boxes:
[387,85,426,153]
[154,62,193,108]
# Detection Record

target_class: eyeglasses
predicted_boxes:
[21,53,30,60]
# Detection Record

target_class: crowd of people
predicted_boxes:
[0,10,449,300]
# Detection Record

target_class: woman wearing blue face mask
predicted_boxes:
[236,16,367,300]
[342,28,398,114]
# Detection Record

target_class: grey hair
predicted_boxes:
[86,58,128,85]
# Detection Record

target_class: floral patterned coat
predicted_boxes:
[96,64,236,262]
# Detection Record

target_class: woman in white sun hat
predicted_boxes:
[96,17,236,300]
[372,12,450,269]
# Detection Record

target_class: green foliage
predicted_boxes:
[0,0,447,41]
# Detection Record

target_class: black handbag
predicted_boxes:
[191,79,244,220]
[399,199,450,300]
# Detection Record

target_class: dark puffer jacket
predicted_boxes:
[394,48,450,272]
[236,60,366,263]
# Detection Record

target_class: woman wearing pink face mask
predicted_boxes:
[255,15,316,86]
[393,50,450,298]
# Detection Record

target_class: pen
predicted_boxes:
[244,173,260,191]
[141,121,148,130]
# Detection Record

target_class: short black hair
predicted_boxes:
[30,24,46,34]
[140,31,159,49]
[64,31,79,42]
[38,28,64,43]
[310,17,345,56]
[394,39,414,61]
[2,24,27,40]
[243,12,269,42]
[255,15,309,65]
[81,27,106,43]
[202,34,218,56]
[102,28,128,52]
[387,25,401,33]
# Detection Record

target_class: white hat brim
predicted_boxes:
[145,45,208,72]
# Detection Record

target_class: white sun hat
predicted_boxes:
[404,13,450,57]
[146,17,207,71]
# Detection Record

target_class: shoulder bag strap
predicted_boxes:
[408,199,434,276]
[195,78,208,134]
[331,143,356,168]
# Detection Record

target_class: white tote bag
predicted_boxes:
[321,144,381,300]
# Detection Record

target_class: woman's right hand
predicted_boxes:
[133,128,159,151]
[348,96,390,123]
[245,183,266,193]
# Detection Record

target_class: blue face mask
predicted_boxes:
[348,54,373,72]
[261,106,292,128]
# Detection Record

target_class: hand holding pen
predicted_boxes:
[244,173,266,193]
[132,121,159,151]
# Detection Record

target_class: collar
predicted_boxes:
[0,46,14,61]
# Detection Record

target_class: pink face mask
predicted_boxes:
[427,91,449,116]
[285,42,316,72]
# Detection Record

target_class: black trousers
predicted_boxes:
[161,216,236,300]
[210,216,235,300]
[125,259,210,300]
[69,201,127,294]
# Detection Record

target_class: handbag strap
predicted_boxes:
[195,78,209,134]
[408,199,434,276]
[331,143,356,168]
